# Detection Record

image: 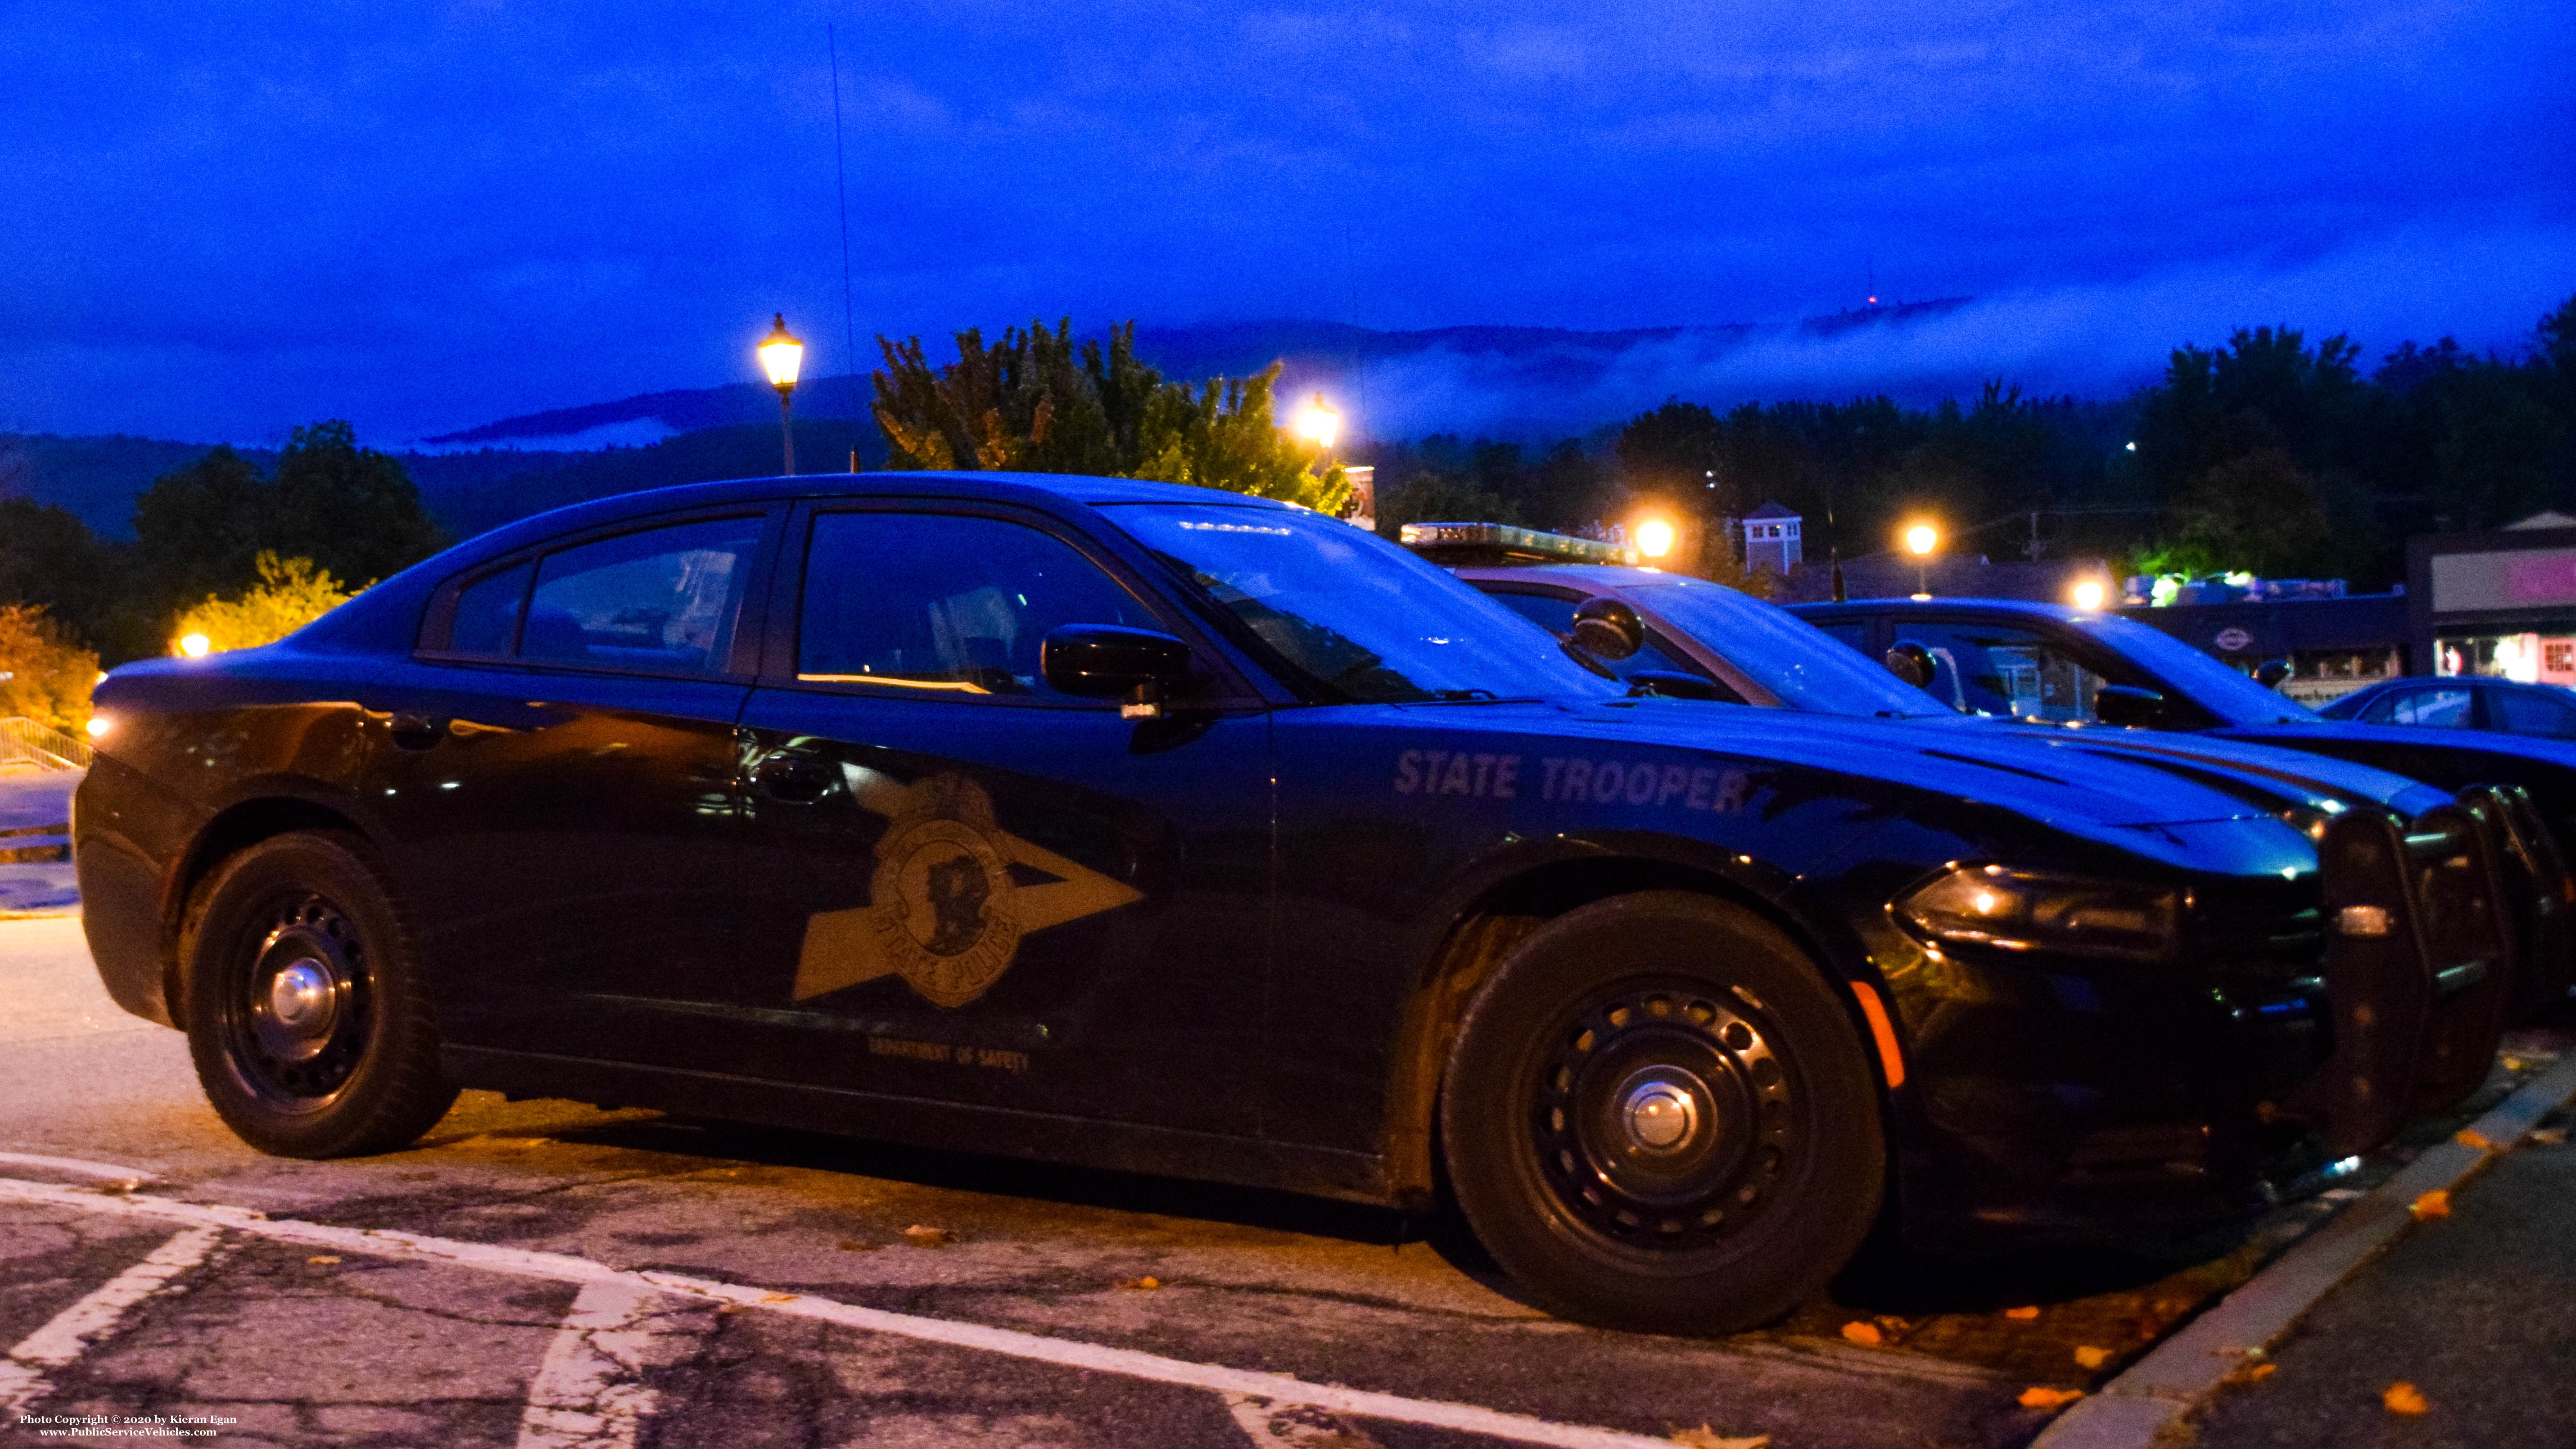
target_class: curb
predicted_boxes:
[2031,1052,2576,1449]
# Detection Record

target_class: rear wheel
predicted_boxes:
[1440,891,1886,1334]
[182,832,456,1157]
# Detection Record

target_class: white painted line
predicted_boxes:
[2034,1052,2576,1449]
[1227,1391,1388,1447]
[0,1178,1677,1449]
[0,1151,156,1183]
[0,1226,222,1415]
[517,1279,679,1449]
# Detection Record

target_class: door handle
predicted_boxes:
[389,712,448,750]
[753,754,838,803]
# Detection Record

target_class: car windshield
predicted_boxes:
[1624,578,1952,717]
[1109,502,1620,704]
[2068,614,2320,725]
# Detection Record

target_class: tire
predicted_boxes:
[1440,891,1886,1335]
[181,831,457,1158]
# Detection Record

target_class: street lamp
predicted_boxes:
[1295,393,1341,457]
[1636,518,1676,560]
[2070,579,2106,612]
[759,313,804,476]
[1905,522,1938,599]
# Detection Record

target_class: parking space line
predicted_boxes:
[0,1152,156,1183]
[0,1225,222,1415]
[1226,1392,1389,1447]
[516,1279,674,1449]
[0,1178,1678,1449]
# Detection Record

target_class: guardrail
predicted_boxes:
[0,717,94,771]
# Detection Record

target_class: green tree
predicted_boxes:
[0,498,117,646]
[872,320,1345,512]
[0,604,100,733]
[2169,447,2335,577]
[171,552,356,655]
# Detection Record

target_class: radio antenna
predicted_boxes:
[828,24,862,430]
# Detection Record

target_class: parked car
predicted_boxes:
[1431,548,2572,1035]
[2317,676,2576,740]
[76,475,2506,1336]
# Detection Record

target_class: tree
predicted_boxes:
[131,424,443,623]
[2169,448,2335,577]
[170,552,356,655]
[0,498,117,646]
[0,605,100,732]
[872,320,1346,512]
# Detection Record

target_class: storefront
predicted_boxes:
[2408,523,2576,686]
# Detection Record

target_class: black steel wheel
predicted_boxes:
[1442,891,1886,1334]
[183,832,457,1157]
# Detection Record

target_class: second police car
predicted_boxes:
[75,476,2506,1335]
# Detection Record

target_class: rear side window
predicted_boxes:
[515,516,765,676]
[796,511,1151,698]
[2493,689,2576,737]
[2364,686,2473,728]
[447,563,531,657]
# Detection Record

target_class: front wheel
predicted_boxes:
[1441,891,1887,1334]
[182,832,457,1157]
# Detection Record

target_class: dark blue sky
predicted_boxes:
[5,0,2571,444]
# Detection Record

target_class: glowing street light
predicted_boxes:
[178,632,212,658]
[1295,393,1341,455]
[2070,579,2106,612]
[759,313,804,476]
[1905,522,1939,598]
[1636,518,1676,560]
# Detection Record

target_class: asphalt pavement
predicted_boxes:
[3,902,2568,1449]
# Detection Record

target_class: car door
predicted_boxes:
[716,502,1275,1135]
[362,507,779,1063]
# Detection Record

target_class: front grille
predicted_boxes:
[2280,799,2511,1156]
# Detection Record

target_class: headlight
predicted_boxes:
[1894,863,2180,963]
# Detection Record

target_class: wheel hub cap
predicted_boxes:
[1620,1074,1704,1152]
[267,960,337,1038]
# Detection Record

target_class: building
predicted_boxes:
[2117,594,2409,706]
[1740,502,1802,575]
[2409,517,2576,685]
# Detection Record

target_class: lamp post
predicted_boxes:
[759,313,804,476]
[1906,523,1938,599]
[1635,518,1676,562]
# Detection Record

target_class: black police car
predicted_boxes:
[76,474,2501,1335]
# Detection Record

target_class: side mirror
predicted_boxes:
[2255,658,2292,689]
[2094,683,2168,728]
[1041,624,1195,717]
[1571,596,1644,661]
[1626,670,1731,702]
[1884,641,1936,689]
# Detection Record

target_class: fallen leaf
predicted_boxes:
[1669,1427,1768,1449]
[2383,1381,2430,1415]
[306,1255,341,1266]
[836,1239,877,1252]
[2074,1346,2110,1370]
[2456,1129,2497,1151]
[2004,1305,2041,1320]
[2529,1129,2566,1146]
[760,1292,798,1305]
[2501,1056,2526,1071]
[901,1224,956,1248]
[2249,1363,2278,1382]
[1839,1321,1882,1346]
[2410,1190,2451,1220]
[2019,1387,2084,1410]
[1116,1276,1162,1291]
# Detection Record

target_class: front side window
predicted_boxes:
[519,516,764,675]
[1881,621,2106,721]
[2365,686,2475,728]
[1480,588,1732,696]
[796,512,1152,698]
